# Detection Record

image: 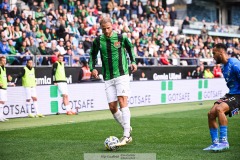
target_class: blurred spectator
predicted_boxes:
[96,0,102,12]
[118,0,125,17]
[9,6,20,19]
[171,51,180,65]
[137,1,144,18]
[182,16,190,30]
[77,42,84,56]
[50,28,58,40]
[149,0,157,18]
[0,38,10,54]
[78,58,91,81]
[186,71,192,79]
[124,0,131,20]
[3,25,12,40]
[20,48,33,65]
[107,0,115,17]
[38,42,52,65]
[204,37,214,49]
[78,23,87,36]
[44,28,52,42]
[169,6,177,26]
[0,0,10,11]
[68,22,80,39]
[87,12,97,26]
[39,20,47,32]
[56,38,66,55]
[29,37,41,55]
[1,4,9,15]
[69,0,75,15]
[51,49,59,64]
[201,24,208,42]
[88,24,98,36]
[159,52,171,65]
[83,35,93,53]
[192,66,203,79]
[7,39,20,65]
[35,7,45,24]
[203,67,214,78]
[213,64,223,78]
[12,26,22,40]
[60,0,68,10]
[136,45,148,65]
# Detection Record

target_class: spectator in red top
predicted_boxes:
[89,24,97,36]
[159,52,171,65]
[51,49,59,64]
[213,64,223,78]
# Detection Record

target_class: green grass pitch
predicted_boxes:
[0,100,239,160]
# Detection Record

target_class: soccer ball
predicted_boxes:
[104,136,119,151]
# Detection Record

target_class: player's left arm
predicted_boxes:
[89,36,100,78]
[233,62,240,81]
[123,35,137,72]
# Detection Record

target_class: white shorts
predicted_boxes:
[105,75,130,103]
[24,87,37,100]
[0,89,7,101]
[57,82,68,95]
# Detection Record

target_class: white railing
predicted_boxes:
[1,55,215,67]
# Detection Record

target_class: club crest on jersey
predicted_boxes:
[114,41,121,48]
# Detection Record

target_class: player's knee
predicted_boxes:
[208,111,216,119]
[215,106,224,114]
[32,97,37,101]
[117,97,127,107]
[109,106,117,114]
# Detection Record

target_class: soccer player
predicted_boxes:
[89,17,137,146]
[52,54,75,115]
[0,56,9,122]
[18,59,44,118]
[203,43,240,151]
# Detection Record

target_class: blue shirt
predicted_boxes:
[222,58,240,94]
[0,42,10,54]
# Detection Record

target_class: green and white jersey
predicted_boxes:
[89,32,136,80]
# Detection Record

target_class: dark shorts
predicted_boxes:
[215,94,240,117]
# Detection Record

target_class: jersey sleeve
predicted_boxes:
[233,61,240,82]
[89,36,100,72]
[123,35,136,65]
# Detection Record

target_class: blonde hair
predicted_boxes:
[100,17,112,26]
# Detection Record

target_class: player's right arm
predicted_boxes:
[52,62,58,85]
[14,68,25,85]
[17,68,25,78]
[89,36,100,78]
[123,35,137,72]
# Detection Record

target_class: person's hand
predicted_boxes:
[130,64,137,73]
[91,69,99,78]
[8,75,12,81]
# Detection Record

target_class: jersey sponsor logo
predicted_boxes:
[231,108,239,116]
[114,41,121,48]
